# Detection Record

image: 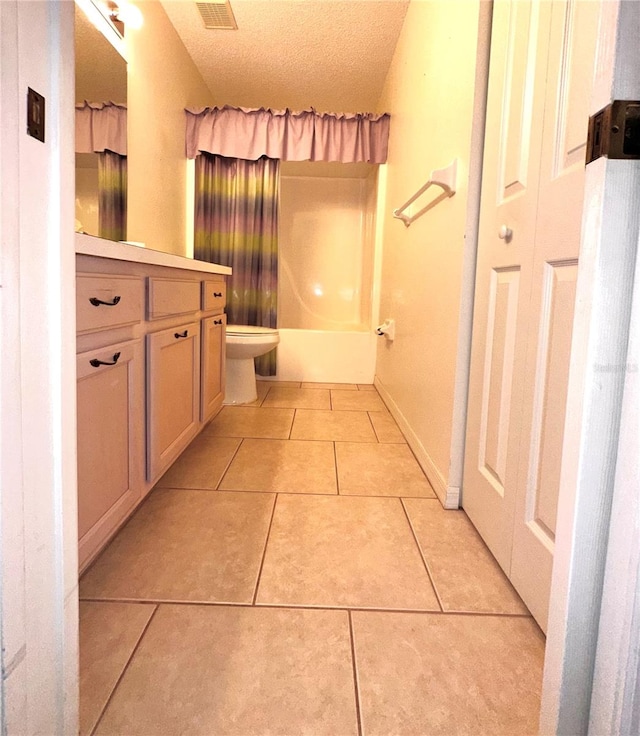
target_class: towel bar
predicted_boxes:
[393,158,457,227]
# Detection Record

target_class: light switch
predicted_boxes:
[27,87,45,143]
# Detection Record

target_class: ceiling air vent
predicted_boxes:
[196,1,238,30]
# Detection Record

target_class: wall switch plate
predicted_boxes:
[27,88,45,142]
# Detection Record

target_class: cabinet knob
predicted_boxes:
[174,330,189,339]
[89,295,121,307]
[214,319,223,325]
[89,351,121,368]
[213,292,223,298]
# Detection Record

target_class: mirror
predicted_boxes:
[74,1,214,257]
[74,2,127,241]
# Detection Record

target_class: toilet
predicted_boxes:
[224,325,280,404]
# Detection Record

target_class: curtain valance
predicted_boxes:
[185,106,390,163]
[76,102,127,156]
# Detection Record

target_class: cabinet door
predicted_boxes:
[201,314,226,423]
[77,339,144,570]
[147,321,201,482]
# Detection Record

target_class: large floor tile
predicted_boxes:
[352,611,545,736]
[404,499,528,614]
[368,410,407,443]
[256,495,439,610]
[79,601,156,736]
[203,406,295,439]
[80,490,274,603]
[262,386,331,409]
[95,605,358,736]
[258,380,301,388]
[219,438,337,494]
[336,443,435,498]
[155,436,241,490]
[291,409,377,442]
[301,382,357,390]
[331,390,387,412]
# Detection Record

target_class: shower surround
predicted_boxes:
[274,169,382,383]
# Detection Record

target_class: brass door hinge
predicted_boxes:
[586,100,640,164]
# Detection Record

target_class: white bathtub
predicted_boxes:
[265,328,377,384]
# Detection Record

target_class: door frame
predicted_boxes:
[540,0,640,732]
[0,0,78,731]
[446,0,493,509]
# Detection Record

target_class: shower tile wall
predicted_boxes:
[279,173,376,331]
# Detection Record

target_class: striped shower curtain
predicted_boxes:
[98,150,127,242]
[194,153,279,376]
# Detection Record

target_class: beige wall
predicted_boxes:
[375,0,480,498]
[126,1,211,255]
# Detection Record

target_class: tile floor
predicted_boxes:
[79,382,545,736]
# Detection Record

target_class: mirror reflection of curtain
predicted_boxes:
[76,103,127,240]
[98,151,127,241]
[194,153,279,376]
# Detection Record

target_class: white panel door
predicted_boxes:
[509,0,601,630]
[464,0,600,631]
[463,0,549,573]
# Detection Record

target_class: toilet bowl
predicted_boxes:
[224,325,280,405]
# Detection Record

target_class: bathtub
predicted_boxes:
[265,328,377,384]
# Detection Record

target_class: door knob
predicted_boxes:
[498,225,513,242]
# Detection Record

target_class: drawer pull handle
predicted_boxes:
[90,352,121,368]
[174,330,189,339]
[213,292,223,298]
[214,319,223,325]
[89,295,121,307]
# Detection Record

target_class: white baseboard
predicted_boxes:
[374,377,459,508]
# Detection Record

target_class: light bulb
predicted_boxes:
[116,1,143,30]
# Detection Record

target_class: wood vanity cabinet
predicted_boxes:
[146,321,201,483]
[145,276,227,480]
[201,313,226,423]
[76,239,229,572]
[201,280,227,422]
[77,338,144,567]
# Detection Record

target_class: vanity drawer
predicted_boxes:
[147,277,201,320]
[202,280,227,312]
[77,274,143,334]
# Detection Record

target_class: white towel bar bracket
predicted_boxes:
[393,158,458,227]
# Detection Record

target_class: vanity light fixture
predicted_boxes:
[75,0,126,58]
[105,0,144,35]
[106,1,125,35]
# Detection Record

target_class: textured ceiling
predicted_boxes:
[160,0,409,112]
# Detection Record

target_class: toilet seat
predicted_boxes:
[226,325,278,338]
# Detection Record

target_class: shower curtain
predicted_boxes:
[98,150,127,242]
[194,153,279,376]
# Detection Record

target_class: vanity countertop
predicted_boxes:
[76,233,232,276]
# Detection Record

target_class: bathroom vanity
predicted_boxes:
[76,235,231,571]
